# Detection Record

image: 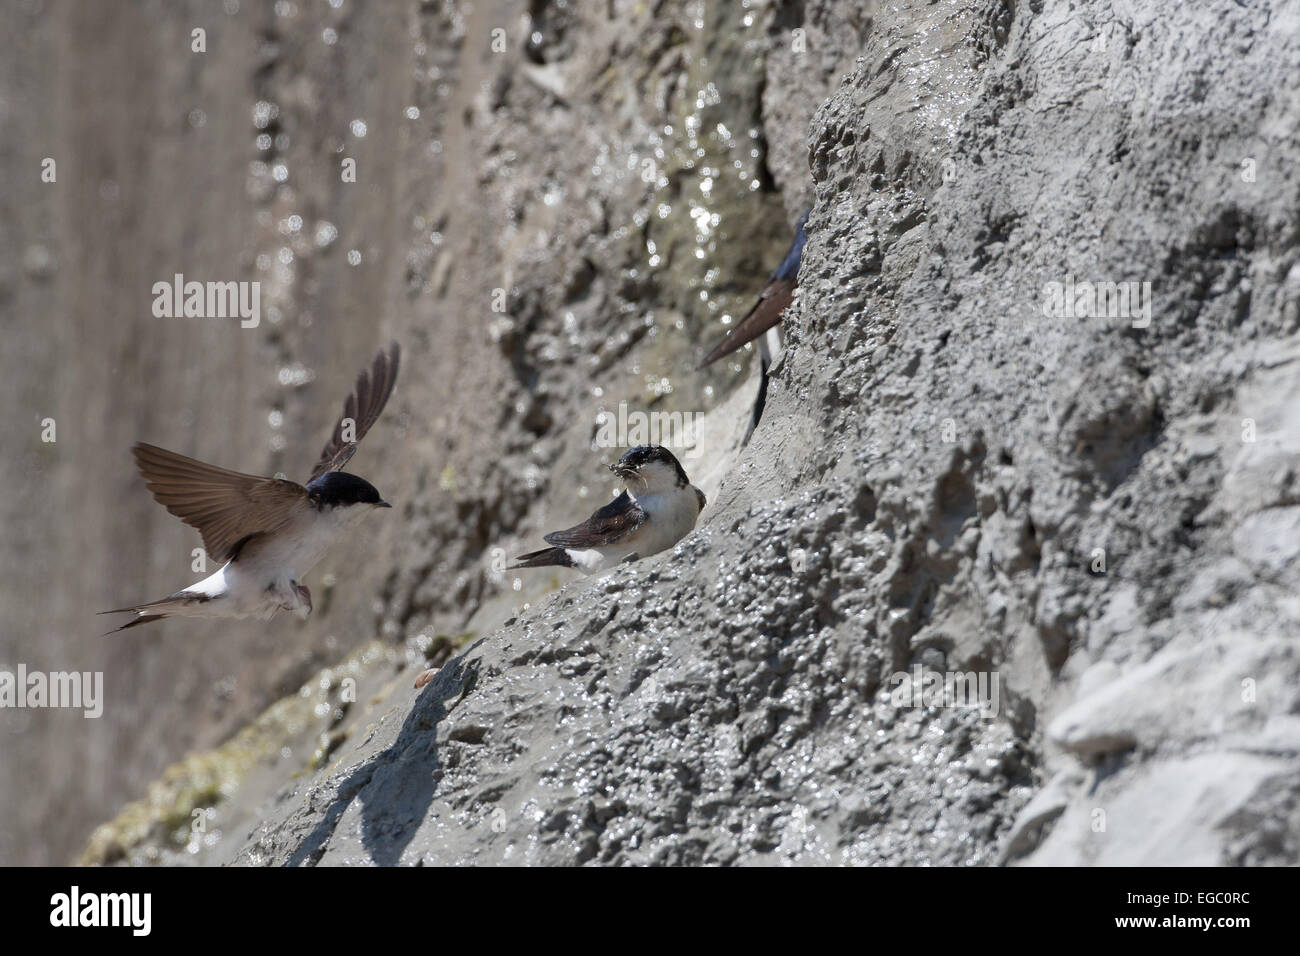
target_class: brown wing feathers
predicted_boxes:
[698,277,795,368]
[309,342,400,482]
[132,443,307,564]
[542,491,647,548]
[126,344,398,573]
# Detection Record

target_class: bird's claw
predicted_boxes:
[283,581,312,618]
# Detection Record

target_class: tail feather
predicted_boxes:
[102,614,167,635]
[741,341,773,447]
[98,592,211,635]
[507,547,576,570]
[97,602,164,616]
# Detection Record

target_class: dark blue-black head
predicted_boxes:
[609,444,690,489]
[306,471,391,510]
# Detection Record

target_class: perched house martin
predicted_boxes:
[101,343,400,632]
[510,445,706,575]
[699,209,809,442]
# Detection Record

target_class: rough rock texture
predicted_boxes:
[3,0,855,865]
[7,0,1299,866]
[229,0,1296,866]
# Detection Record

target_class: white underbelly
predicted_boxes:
[170,563,281,620]
[571,486,701,575]
[220,506,359,612]
[243,508,356,582]
[630,488,701,555]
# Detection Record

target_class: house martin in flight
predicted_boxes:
[509,445,705,575]
[101,342,400,632]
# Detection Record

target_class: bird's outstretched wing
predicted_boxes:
[308,342,400,482]
[698,277,796,367]
[699,210,810,368]
[543,491,647,548]
[133,443,310,563]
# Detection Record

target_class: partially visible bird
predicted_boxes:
[101,343,400,633]
[699,209,810,442]
[509,445,706,575]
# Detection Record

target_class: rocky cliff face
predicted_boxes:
[6,0,1297,866]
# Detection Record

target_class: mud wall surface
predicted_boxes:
[2,0,1297,866]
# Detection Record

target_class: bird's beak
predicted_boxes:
[376,500,392,508]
